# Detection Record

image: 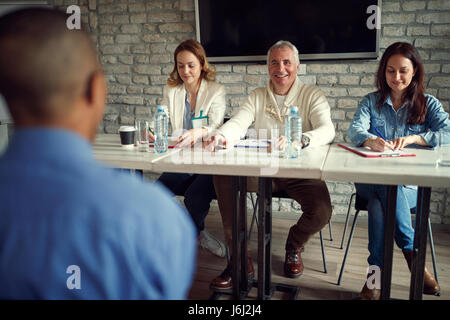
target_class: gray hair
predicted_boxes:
[266,40,300,66]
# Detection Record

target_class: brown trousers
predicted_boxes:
[213,175,332,253]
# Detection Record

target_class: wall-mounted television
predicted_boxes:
[195,0,380,63]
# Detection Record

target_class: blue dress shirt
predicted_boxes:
[0,128,196,299]
[348,92,450,147]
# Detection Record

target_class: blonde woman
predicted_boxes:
[151,39,227,257]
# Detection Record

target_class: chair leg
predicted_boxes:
[319,230,327,273]
[427,218,439,284]
[248,193,258,241]
[337,209,360,286]
[340,193,356,249]
[328,221,333,241]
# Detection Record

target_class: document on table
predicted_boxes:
[234,139,270,149]
[338,143,416,158]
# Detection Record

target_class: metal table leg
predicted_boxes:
[380,185,397,300]
[256,177,299,300]
[410,186,431,300]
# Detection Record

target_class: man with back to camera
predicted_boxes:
[0,8,196,299]
[206,40,336,291]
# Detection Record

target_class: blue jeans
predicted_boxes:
[355,183,417,268]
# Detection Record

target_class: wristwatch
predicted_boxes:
[302,135,310,148]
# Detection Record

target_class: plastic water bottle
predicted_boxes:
[285,106,302,159]
[154,105,168,153]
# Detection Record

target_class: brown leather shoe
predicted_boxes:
[356,282,381,300]
[284,248,304,278]
[210,257,254,292]
[403,251,440,296]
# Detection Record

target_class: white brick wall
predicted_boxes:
[51,0,450,224]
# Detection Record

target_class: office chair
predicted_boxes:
[248,191,332,273]
[337,192,439,285]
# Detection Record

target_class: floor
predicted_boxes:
[188,210,450,300]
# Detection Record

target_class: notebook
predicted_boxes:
[338,143,416,158]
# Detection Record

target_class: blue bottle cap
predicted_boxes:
[290,106,298,113]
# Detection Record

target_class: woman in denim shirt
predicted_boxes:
[348,42,450,300]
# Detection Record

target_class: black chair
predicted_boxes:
[248,191,332,273]
[337,192,439,285]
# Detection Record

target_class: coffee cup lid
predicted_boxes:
[119,126,136,132]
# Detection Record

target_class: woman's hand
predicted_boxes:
[363,137,395,152]
[391,135,423,150]
[175,127,207,148]
[149,129,155,143]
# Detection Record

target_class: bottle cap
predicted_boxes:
[290,106,298,113]
[157,105,164,112]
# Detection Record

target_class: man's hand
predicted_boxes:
[267,135,287,153]
[204,134,227,152]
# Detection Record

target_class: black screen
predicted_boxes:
[197,0,379,62]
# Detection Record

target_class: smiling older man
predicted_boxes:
[207,40,335,292]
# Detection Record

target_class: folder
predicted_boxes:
[338,143,416,158]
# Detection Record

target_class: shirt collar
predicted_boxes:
[5,127,93,162]
[384,95,407,112]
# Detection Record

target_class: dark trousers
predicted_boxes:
[213,175,332,253]
[158,172,216,235]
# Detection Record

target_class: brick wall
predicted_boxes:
[52,0,450,224]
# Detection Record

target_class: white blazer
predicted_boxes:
[156,79,226,136]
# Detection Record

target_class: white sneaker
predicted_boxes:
[199,229,226,258]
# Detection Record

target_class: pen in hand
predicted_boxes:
[373,127,395,151]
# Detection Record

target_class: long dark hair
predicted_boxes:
[376,42,426,124]
[167,39,216,87]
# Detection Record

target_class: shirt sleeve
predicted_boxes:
[203,84,227,135]
[129,183,197,299]
[303,87,336,147]
[219,90,257,145]
[348,94,378,146]
[420,95,450,147]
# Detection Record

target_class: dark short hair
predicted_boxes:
[0,8,98,121]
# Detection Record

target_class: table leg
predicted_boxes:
[231,176,250,299]
[232,176,240,299]
[409,186,431,300]
[239,176,250,295]
[380,185,397,300]
[257,177,272,300]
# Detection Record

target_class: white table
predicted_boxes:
[152,144,329,179]
[93,134,176,171]
[92,135,449,300]
[323,143,450,299]
[152,143,331,299]
[93,134,331,300]
[322,144,450,188]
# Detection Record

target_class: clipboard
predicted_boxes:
[338,143,416,158]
